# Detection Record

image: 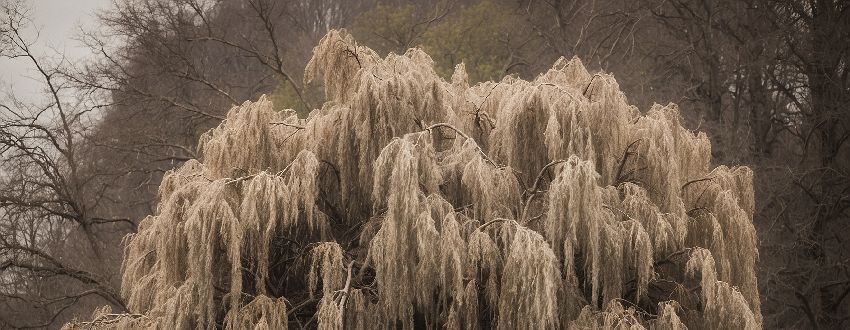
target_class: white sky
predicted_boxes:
[1,0,112,101]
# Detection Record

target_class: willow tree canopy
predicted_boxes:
[66,29,760,330]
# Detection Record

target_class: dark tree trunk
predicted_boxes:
[805,1,850,325]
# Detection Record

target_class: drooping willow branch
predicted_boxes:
[426,122,499,167]
[520,159,567,223]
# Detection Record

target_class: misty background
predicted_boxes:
[0,0,109,100]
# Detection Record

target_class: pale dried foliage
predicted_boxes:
[498,226,561,329]
[67,29,761,329]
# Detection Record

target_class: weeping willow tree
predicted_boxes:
[65,29,760,329]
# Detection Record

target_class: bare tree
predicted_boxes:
[752,0,850,328]
[0,2,134,327]
[64,0,369,216]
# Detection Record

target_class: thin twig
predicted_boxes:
[529,160,567,193]
[270,122,306,129]
[681,176,715,189]
[477,218,515,231]
[338,260,356,323]
[521,159,566,222]
[426,123,499,167]
[286,297,316,318]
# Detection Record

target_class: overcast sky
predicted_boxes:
[1,0,112,101]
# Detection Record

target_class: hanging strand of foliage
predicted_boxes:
[65,29,760,329]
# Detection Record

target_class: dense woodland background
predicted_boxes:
[0,0,848,328]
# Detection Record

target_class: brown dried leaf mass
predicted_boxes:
[65,29,760,329]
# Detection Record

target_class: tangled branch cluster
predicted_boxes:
[65,30,759,329]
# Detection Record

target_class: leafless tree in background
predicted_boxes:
[753,1,850,328]
[0,2,133,327]
[68,0,367,217]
